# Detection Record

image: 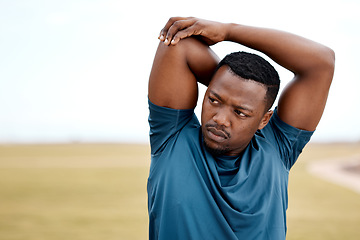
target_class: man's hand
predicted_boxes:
[159,17,228,46]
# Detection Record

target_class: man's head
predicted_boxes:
[216,52,280,111]
[201,52,280,156]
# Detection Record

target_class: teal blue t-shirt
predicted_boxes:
[147,100,313,240]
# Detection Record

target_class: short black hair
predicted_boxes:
[215,51,280,111]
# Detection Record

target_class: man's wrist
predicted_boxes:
[223,23,240,42]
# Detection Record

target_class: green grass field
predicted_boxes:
[0,143,359,239]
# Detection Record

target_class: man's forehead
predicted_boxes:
[209,75,267,99]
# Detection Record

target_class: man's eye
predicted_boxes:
[209,97,218,104]
[234,109,246,117]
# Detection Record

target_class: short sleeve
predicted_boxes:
[261,108,314,170]
[148,99,199,156]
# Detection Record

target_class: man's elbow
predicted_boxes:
[322,46,335,75]
[313,46,335,86]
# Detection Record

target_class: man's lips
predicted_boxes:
[206,126,229,142]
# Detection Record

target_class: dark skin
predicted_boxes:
[201,66,272,155]
[148,17,335,156]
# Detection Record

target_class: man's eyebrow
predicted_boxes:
[233,104,253,113]
[210,90,253,113]
[210,91,223,101]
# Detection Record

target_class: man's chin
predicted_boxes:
[203,138,230,156]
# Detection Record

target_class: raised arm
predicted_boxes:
[162,17,335,131]
[148,18,219,110]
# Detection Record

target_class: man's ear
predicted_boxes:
[258,110,273,130]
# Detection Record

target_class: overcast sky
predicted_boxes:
[0,0,359,143]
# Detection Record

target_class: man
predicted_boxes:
[147,17,335,239]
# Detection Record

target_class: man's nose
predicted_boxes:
[213,108,230,127]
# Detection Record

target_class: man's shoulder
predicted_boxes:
[149,99,201,155]
[256,107,314,169]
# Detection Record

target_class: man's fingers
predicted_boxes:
[158,17,224,46]
[165,19,193,45]
[159,17,197,45]
[159,17,187,42]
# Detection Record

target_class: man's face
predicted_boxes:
[201,66,272,156]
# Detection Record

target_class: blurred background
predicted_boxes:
[1,0,359,144]
[1,0,359,239]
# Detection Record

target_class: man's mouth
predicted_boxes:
[206,126,229,142]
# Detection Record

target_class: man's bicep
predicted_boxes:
[277,69,334,131]
[148,38,219,110]
[148,41,198,109]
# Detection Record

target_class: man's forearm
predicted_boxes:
[160,17,334,76]
[224,23,335,75]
